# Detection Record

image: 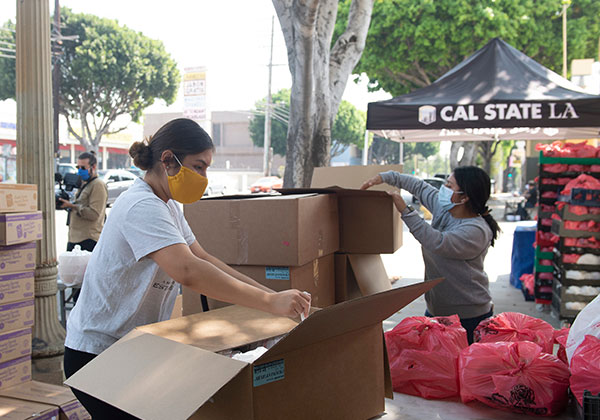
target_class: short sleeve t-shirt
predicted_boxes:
[65,178,196,355]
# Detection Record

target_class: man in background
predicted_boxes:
[59,151,108,253]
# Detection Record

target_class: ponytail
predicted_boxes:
[454,166,501,247]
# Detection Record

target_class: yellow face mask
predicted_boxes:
[166,155,208,204]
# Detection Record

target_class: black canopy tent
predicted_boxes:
[366,38,600,142]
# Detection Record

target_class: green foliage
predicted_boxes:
[249,89,367,157]
[249,89,291,157]
[0,10,180,146]
[331,101,367,157]
[335,0,600,96]
[0,20,15,101]
[58,9,179,127]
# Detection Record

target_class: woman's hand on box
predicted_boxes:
[387,190,408,212]
[360,175,383,190]
[268,290,311,319]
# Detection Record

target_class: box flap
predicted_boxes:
[0,380,74,406]
[311,164,403,191]
[278,186,391,199]
[136,305,298,353]
[259,278,442,361]
[0,396,58,420]
[65,331,247,420]
[348,254,391,295]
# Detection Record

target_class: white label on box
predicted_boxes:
[265,267,290,281]
[253,359,284,387]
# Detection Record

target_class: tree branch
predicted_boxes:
[329,0,374,112]
[384,67,429,88]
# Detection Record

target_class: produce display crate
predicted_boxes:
[553,263,600,287]
[552,278,599,304]
[535,152,600,308]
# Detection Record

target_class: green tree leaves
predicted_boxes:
[0,10,180,150]
[249,88,368,158]
[336,0,600,97]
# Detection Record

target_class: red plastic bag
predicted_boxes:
[385,315,468,399]
[459,341,570,416]
[553,328,569,365]
[473,312,555,353]
[570,335,600,406]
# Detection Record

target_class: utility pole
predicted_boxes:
[52,0,61,160]
[263,16,274,176]
[562,0,570,78]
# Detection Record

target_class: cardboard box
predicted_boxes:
[0,185,37,214]
[0,356,31,391]
[184,254,335,315]
[0,328,31,364]
[0,272,34,305]
[311,164,403,192]
[279,188,402,254]
[0,395,58,420]
[0,381,90,420]
[0,213,43,246]
[0,299,34,334]
[0,243,36,275]
[335,253,392,303]
[65,279,442,420]
[184,193,339,266]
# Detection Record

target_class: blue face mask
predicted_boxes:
[438,184,463,212]
[78,168,90,181]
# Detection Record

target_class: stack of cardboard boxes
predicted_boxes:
[183,192,340,312]
[0,184,41,391]
[181,164,403,314]
[0,184,90,419]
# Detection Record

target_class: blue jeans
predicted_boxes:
[425,309,494,345]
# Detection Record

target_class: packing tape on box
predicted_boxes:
[318,230,324,257]
[229,201,249,265]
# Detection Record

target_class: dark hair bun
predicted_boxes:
[129,140,153,170]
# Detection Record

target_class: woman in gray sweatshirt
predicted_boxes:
[362,166,500,343]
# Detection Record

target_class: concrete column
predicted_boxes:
[16,0,65,384]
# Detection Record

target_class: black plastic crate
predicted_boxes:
[575,391,600,420]
[555,239,600,256]
[558,188,600,207]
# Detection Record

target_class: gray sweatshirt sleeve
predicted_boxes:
[402,212,489,260]
[380,171,440,213]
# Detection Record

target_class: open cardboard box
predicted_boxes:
[278,187,402,254]
[65,279,441,420]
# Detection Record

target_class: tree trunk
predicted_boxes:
[449,141,477,170]
[274,0,374,187]
[478,139,501,176]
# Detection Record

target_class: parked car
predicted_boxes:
[412,177,446,204]
[126,167,146,179]
[250,176,283,193]
[97,169,139,206]
[204,179,227,196]
[56,163,77,179]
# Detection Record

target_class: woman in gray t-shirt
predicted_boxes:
[362,166,500,343]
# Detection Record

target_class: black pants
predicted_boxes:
[66,239,96,302]
[64,347,139,419]
[425,308,493,344]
